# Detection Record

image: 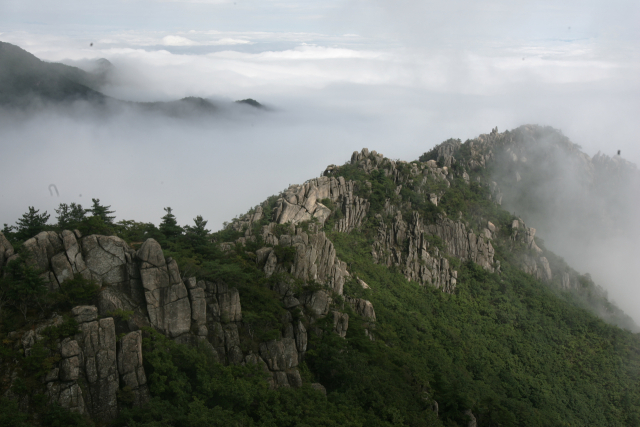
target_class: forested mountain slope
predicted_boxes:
[1,125,639,427]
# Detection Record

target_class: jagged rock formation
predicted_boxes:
[0,228,338,418]
[257,223,349,295]
[372,211,458,293]
[0,223,378,412]
[425,217,495,272]
[272,176,369,232]
[9,306,149,418]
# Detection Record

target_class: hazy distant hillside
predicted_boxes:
[0,41,106,105]
[0,42,265,116]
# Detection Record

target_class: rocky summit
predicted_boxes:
[1,125,640,427]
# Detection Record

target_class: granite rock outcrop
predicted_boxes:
[7,306,149,421]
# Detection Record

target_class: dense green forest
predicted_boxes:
[2,137,640,427]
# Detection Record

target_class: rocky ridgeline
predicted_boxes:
[350,148,496,293]
[226,147,502,296]
[424,125,639,299]
[228,144,585,297]
[0,228,377,421]
[275,176,370,233]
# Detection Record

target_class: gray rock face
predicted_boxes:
[51,252,74,284]
[511,219,553,282]
[425,216,495,272]
[273,175,368,230]
[346,297,376,321]
[186,279,208,336]
[372,211,459,293]
[138,240,191,338]
[293,320,307,353]
[302,290,332,317]
[14,307,150,421]
[335,193,370,233]
[259,338,299,372]
[349,148,385,174]
[204,281,242,323]
[117,331,150,406]
[76,317,119,420]
[72,305,98,323]
[256,224,349,296]
[22,231,63,272]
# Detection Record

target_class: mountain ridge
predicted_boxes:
[1,126,639,426]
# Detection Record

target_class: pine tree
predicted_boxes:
[2,223,15,239]
[14,207,50,241]
[159,207,183,241]
[88,199,116,224]
[55,202,86,230]
[184,215,210,246]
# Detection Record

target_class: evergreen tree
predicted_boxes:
[159,207,183,241]
[55,202,86,230]
[2,223,15,239]
[184,215,210,246]
[14,207,50,241]
[87,199,115,224]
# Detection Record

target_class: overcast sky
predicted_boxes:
[1,0,640,317]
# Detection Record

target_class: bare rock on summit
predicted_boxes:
[273,175,369,231]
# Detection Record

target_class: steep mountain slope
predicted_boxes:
[418,125,640,328]
[1,126,640,427]
[0,42,106,105]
